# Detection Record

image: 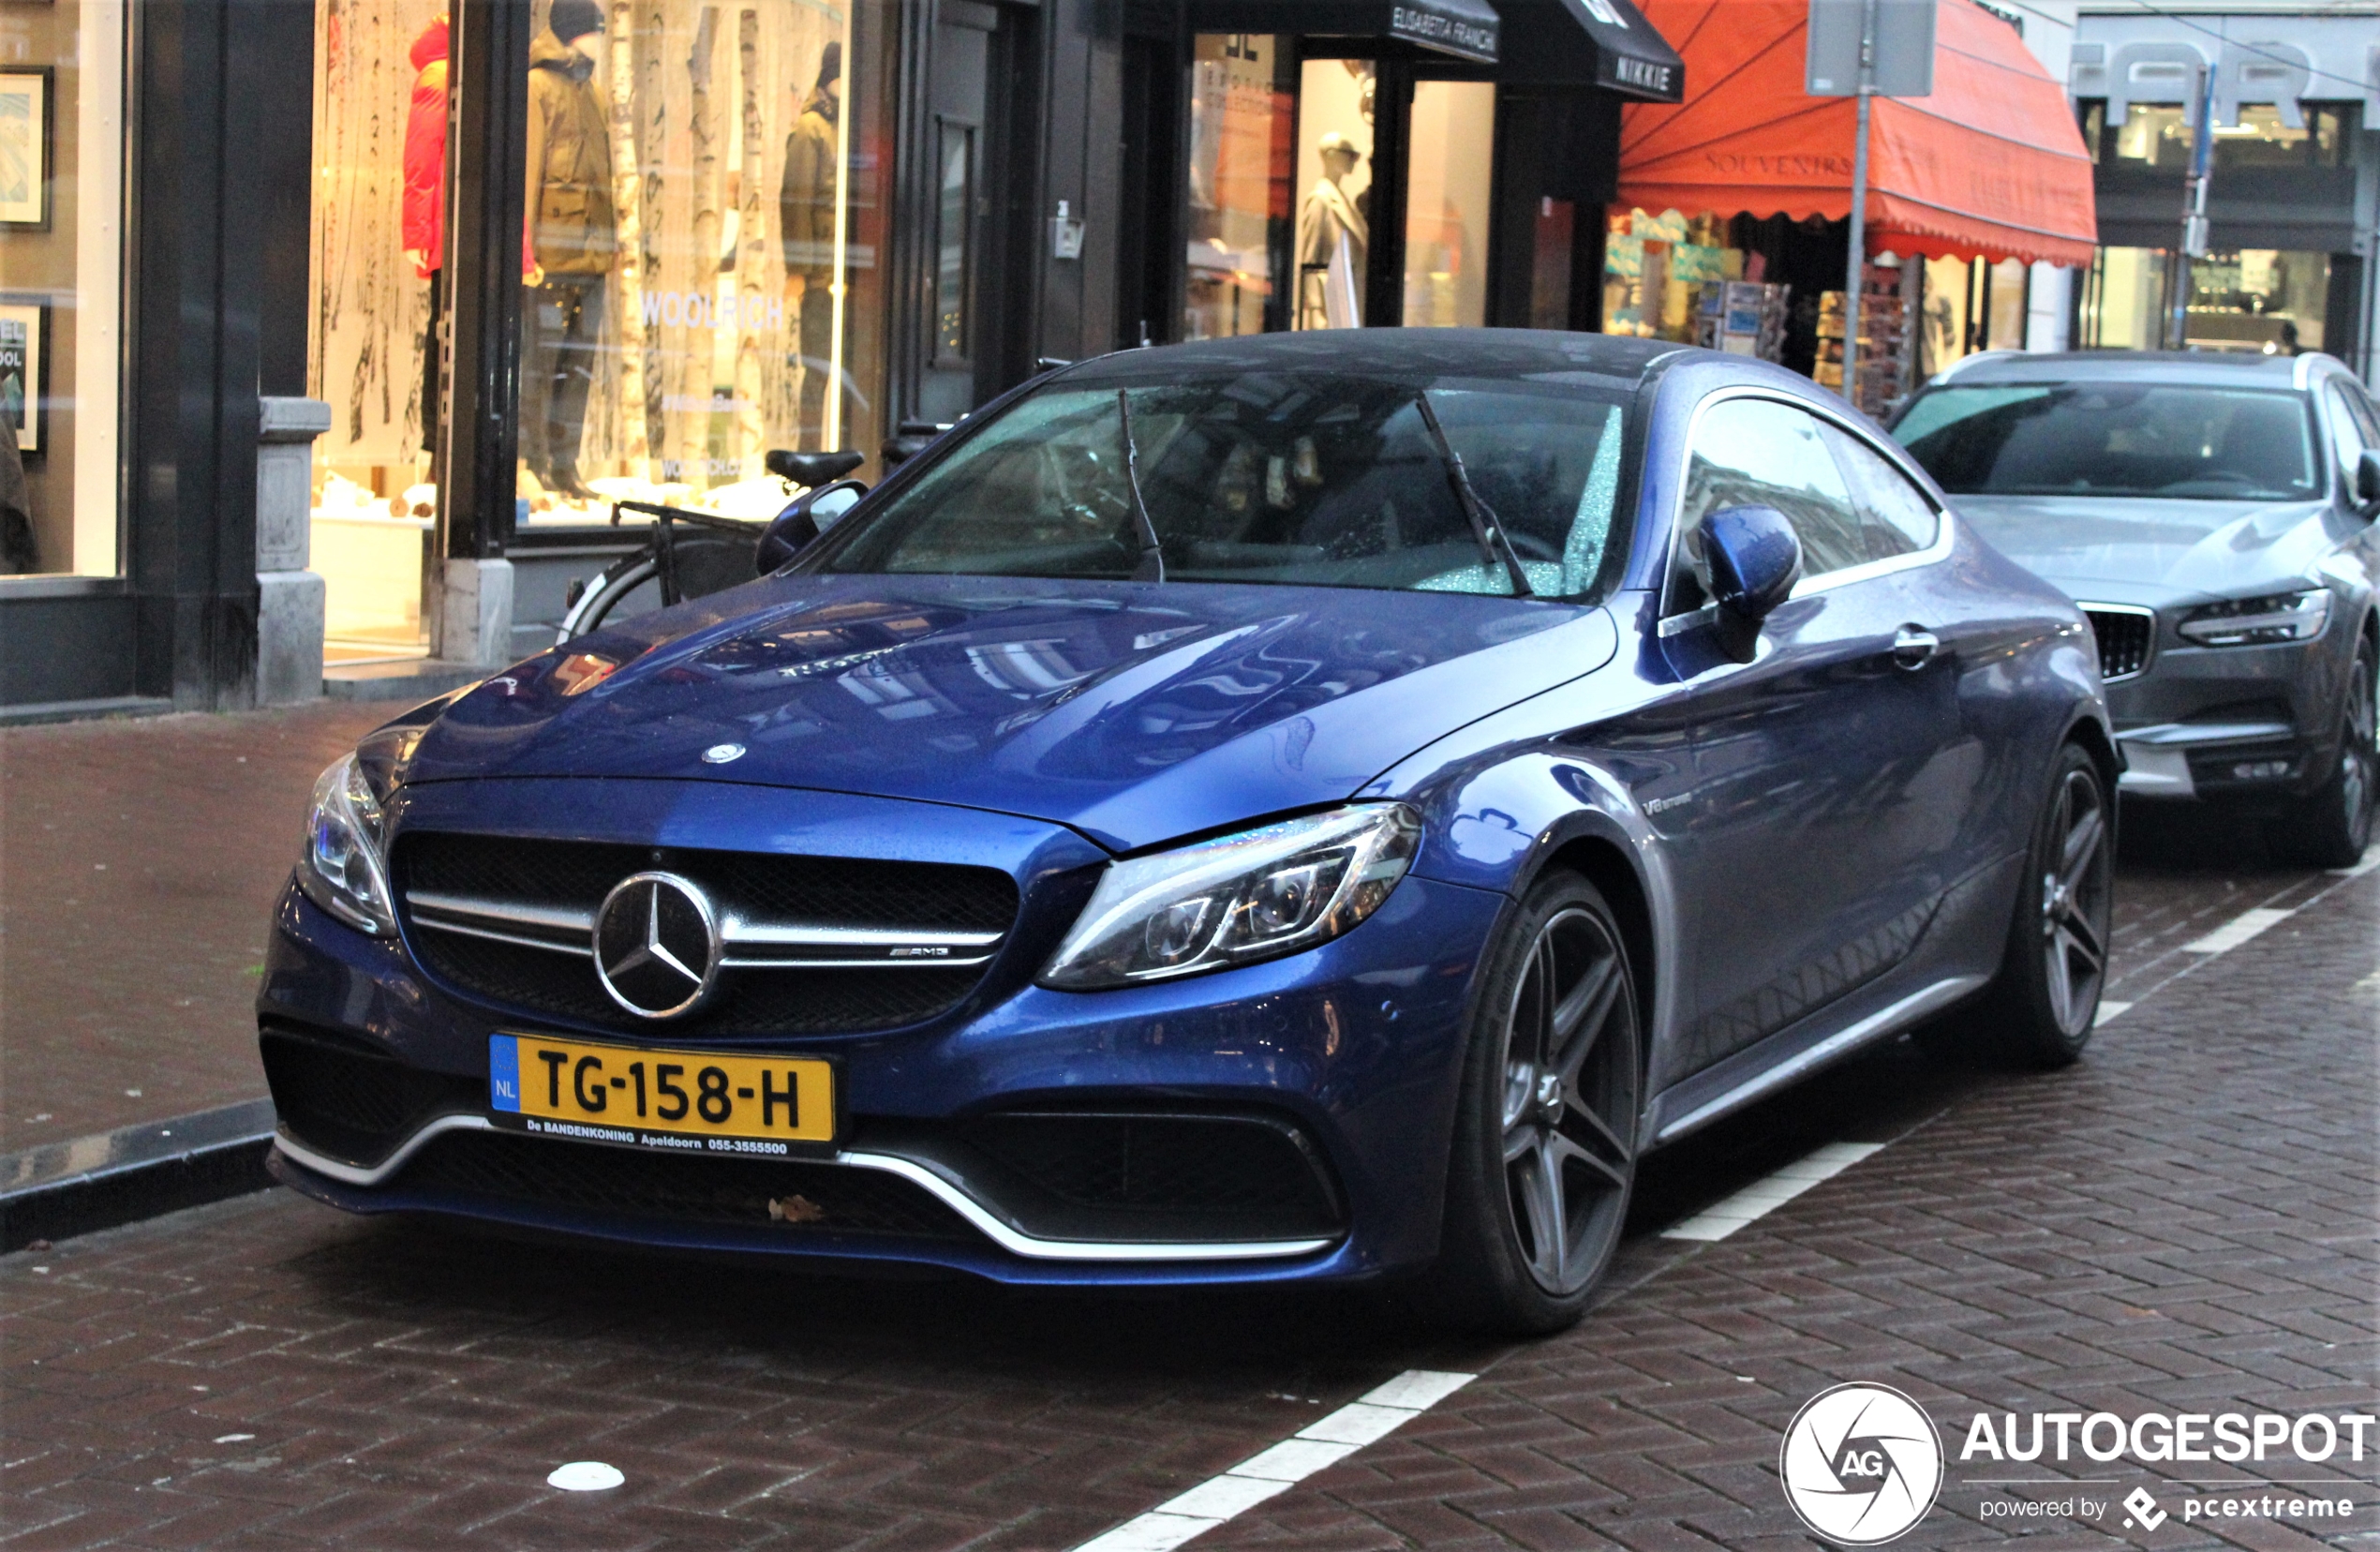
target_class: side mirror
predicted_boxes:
[2357,448,2380,514]
[755,478,869,574]
[1699,505,1802,660]
[764,448,867,486]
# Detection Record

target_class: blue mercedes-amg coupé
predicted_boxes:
[261,331,2115,1333]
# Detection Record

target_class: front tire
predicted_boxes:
[1427,874,1641,1336]
[2268,634,2375,869]
[1982,743,2114,1068]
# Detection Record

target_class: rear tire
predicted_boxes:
[2267,634,2375,869]
[1981,743,2114,1068]
[1424,874,1641,1336]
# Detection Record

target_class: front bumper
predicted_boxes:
[2106,631,2347,804]
[259,861,1507,1286]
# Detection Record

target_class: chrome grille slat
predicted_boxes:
[409,893,1004,969]
[2079,603,2154,682]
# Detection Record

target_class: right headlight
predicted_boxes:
[2177,588,2330,648]
[294,752,396,935]
[1038,804,1422,990]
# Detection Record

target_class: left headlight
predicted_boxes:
[1039,804,1422,990]
[295,752,396,934]
[2177,588,2330,648]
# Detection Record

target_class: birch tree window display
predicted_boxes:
[518,0,860,525]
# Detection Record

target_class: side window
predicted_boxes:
[1819,423,1941,560]
[1673,397,1867,611]
[2327,381,2377,496]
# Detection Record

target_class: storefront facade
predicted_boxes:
[0,0,1681,713]
[2065,7,2378,377]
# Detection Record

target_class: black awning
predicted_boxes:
[1561,0,1683,99]
[1483,0,1683,99]
[1185,0,1502,64]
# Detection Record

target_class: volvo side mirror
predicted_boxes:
[2357,448,2380,515]
[1700,505,1802,661]
[764,448,867,486]
[755,478,869,574]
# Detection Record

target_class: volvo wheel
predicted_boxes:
[2268,634,2376,869]
[1429,873,1641,1335]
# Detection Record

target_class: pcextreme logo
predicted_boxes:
[1780,1383,1946,1544]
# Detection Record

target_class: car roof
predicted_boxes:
[1928,349,2341,394]
[1053,329,1687,387]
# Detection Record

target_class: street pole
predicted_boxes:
[2166,61,2213,350]
[1841,0,1878,407]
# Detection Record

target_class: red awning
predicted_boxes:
[1615,0,2097,268]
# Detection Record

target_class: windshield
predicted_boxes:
[1893,384,2319,500]
[819,374,1629,597]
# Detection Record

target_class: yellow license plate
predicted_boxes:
[489,1034,837,1155]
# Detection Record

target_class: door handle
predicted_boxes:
[1892,626,1940,670]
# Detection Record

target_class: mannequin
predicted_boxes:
[402,11,451,456]
[521,0,617,501]
[779,42,841,445]
[1295,132,1368,330]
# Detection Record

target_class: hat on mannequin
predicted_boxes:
[548,0,602,43]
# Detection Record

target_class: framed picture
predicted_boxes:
[0,300,48,455]
[0,67,52,229]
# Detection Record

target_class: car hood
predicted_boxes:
[403,575,1618,852]
[1947,494,2330,603]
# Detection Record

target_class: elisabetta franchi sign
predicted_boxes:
[1389,4,1498,62]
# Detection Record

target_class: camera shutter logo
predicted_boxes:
[593,872,722,1019]
[1779,1383,1944,1545]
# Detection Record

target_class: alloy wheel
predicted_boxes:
[1497,906,1638,1296]
[2340,646,2375,835]
[2038,766,2113,1037]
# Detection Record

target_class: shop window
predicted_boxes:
[0,0,127,578]
[1401,81,1492,329]
[2182,248,2328,352]
[2211,103,2348,169]
[2108,104,2191,172]
[2101,101,2354,172]
[1291,58,1372,330]
[2077,246,2168,350]
[308,0,447,658]
[1183,34,1290,342]
[513,0,890,526]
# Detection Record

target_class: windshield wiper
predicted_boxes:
[1116,390,1165,583]
[1415,393,1533,599]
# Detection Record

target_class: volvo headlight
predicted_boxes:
[295,753,396,934]
[2177,588,2330,647]
[1039,804,1422,990]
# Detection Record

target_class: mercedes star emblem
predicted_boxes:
[592,871,722,1019]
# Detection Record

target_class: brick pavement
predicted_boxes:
[1,862,2373,1550]
[0,703,396,1150]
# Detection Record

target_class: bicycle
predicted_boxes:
[555,450,865,643]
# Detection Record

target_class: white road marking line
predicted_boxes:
[1070,1370,1474,1552]
[2181,906,2295,955]
[1659,1141,1885,1243]
[2326,852,2379,879]
[2094,1000,2134,1025]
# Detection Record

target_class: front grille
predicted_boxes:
[394,833,1019,1037]
[2083,606,2154,681]
[260,1024,483,1166]
[394,1128,974,1239]
[959,1112,1345,1237]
